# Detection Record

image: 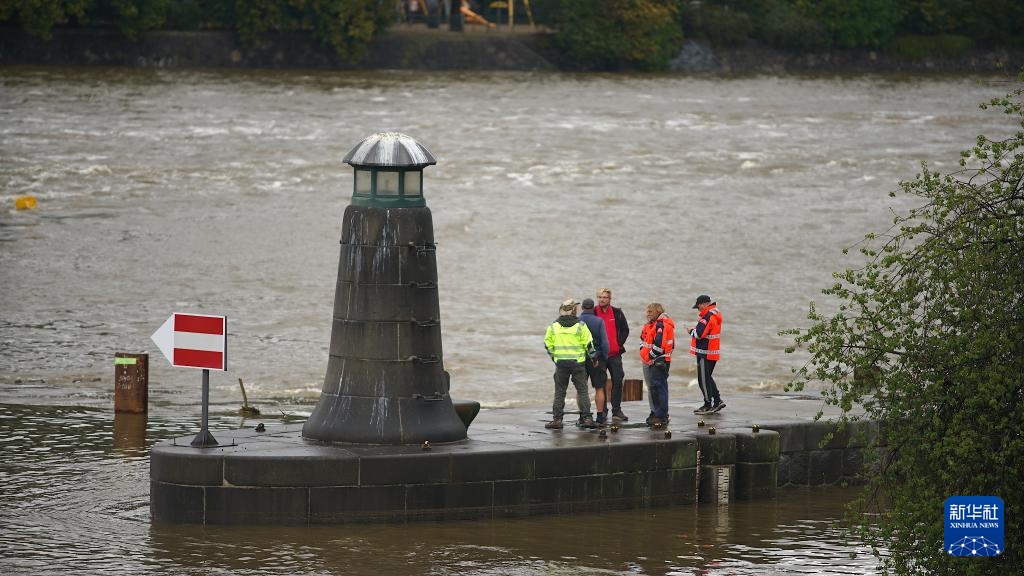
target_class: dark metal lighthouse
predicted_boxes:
[302,132,467,444]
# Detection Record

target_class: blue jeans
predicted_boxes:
[646,362,669,419]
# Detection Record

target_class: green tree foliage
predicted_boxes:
[231,0,393,63]
[899,0,967,35]
[0,0,90,38]
[677,0,902,50]
[959,0,1024,46]
[0,0,391,63]
[783,83,1024,574]
[898,0,1024,46]
[102,0,170,39]
[756,0,829,50]
[672,0,1024,51]
[795,0,902,48]
[678,0,752,47]
[551,0,682,70]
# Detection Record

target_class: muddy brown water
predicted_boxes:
[0,67,1013,573]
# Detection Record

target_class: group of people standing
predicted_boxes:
[542,289,725,430]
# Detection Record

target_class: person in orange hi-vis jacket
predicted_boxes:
[639,302,674,427]
[689,294,726,415]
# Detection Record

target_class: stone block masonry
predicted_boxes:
[150,394,883,524]
[151,425,699,524]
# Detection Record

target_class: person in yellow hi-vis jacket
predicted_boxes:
[544,299,598,430]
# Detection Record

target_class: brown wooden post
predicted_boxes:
[114,353,148,413]
[113,412,147,456]
[622,378,644,402]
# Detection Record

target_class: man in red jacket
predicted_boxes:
[594,287,630,422]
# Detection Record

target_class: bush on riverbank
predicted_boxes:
[233,1,393,63]
[538,0,1023,69]
[783,75,1024,574]
[0,0,392,63]
[3,0,1023,70]
[546,0,682,70]
[677,0,1024,54]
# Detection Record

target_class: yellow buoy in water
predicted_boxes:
[15,195,37,210]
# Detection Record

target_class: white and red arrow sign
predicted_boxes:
[151,313,227,371]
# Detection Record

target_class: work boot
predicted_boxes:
[612,409,628,422]
[578,415,597,429]
[647,416,663,428]
[545,418,563,430]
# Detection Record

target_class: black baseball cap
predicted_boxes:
[692,295,712,309]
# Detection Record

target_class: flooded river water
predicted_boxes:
[0,67,1014,573]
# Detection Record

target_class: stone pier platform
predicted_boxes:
[150,393,879,524]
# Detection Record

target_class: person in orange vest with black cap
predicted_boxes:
[689,294,726,414]
[640,302,674,427]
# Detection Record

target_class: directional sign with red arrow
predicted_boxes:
[151,313,227,371]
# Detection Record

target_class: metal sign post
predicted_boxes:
[191,369,218,447]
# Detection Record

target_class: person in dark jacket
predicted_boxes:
[579,298,610,426]
[594,287,630,422]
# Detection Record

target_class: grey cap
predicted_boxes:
[581,298,595,310]
[342,132,437,169]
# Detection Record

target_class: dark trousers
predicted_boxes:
[552,361,591,420]
[696,356,721,405]
[605,354,625,410]
[646,362,669,419]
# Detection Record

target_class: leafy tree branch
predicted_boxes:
[785,76,1024,574]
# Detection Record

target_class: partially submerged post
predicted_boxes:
[114,353,148,413]
[301,132,467,445]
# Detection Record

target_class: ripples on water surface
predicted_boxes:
[2,402,876,575]
[1,68,1013,407]
[0,67,1012,573]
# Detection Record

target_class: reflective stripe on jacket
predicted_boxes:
[545,319,595,363]
[689,306,721,360]
[639,313,675,365]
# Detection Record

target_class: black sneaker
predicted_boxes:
[694,404,711,414]
[612,409,629,422]
[596,412,607,426]
[710,401,726,413]
[545,419,563,429]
